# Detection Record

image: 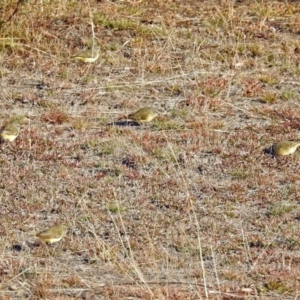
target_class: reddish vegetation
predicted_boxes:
[0,0,300,299]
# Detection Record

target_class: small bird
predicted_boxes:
[268,140,300,157]
[36,224,68,244]
[73,47,100,63]
[127,107,158,124]
[0,120,21,142]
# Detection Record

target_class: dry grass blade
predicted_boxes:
[1,0,300,298]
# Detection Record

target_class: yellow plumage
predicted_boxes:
[73,48,100,63]
[270,140,300,157]
[0,121,20,142]
[127,107,158,124]
[36,224,68,244]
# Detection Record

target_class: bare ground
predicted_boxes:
[0,0,300,299]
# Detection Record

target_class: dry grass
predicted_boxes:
[1,0,300,299]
